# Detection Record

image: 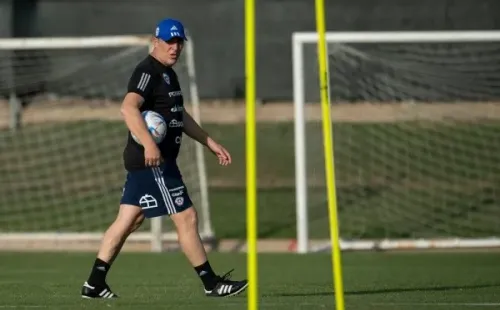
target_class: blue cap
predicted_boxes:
[155,18,188,41]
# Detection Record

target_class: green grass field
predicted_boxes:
[1,120,499,239]
[0,251,499,309]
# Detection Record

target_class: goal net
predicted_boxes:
[0,35,212,252]
[293,31,500,252]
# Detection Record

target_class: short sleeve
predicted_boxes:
[127,66,156,99]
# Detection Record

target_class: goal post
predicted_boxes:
[293,30,500,253]
[0,35,213,252]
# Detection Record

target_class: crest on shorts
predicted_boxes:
[140,194,158,210]
[162,73,170,85]
[175,197,184,206]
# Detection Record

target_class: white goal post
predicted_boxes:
[0,35,213,252]
[293,30,500,253]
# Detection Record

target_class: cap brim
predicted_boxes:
[158,35,188,42]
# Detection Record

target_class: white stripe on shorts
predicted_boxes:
[155,167,178,214]
[152,167,176,214]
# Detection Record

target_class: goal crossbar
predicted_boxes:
[0,35,152,50]
[293,30,500,44]
[292,30,500,253]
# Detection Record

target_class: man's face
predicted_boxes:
[155,37,184,66]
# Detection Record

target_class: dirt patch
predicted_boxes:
[1,237,498,253]
[1,99,500,128]
[0,237,299,253]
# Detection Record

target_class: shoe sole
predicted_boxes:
[206,282,249,298]
[226,282,249,297]
[81,295,118,299]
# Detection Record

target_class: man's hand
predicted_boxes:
[207,138,231,166]
[144,142,162,167]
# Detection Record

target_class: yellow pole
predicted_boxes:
[245,0,258,309]
[314,0,345,309]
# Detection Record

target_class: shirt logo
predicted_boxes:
[168,119,184,128]
[162,73,170,85]
[169,91,183,98]
[170,104,184,112]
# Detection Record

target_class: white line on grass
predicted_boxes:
[372,302,500,307]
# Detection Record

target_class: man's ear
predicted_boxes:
[151,37,159,48]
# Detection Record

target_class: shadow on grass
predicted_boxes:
[266,282,500,297]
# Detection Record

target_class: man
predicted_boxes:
[81,18,248,299]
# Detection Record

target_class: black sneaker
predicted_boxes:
[205,269,248,297]
[81,281,118,299]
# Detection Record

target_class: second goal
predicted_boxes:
[292,30,500,253]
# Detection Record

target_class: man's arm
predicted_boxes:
[121,67,162,166]
[183,110,210,146]
[183,110,232,165]
[120,93,156,148]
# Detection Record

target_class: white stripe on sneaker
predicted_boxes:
[217,284,233,295]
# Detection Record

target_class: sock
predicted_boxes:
[87,258,111,286]
[194,260,218,290]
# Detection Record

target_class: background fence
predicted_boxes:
[1,0,500,101]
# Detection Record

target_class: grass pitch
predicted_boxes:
[0,251,499,309]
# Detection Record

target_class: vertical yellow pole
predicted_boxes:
[314,0,345,309]
[245,0,258,309]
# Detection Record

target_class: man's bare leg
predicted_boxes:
[170,206,207,266]
[84,205,144,291]
[170,206,248,297]
[170,206,218,291]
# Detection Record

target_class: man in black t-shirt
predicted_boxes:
[81,18,248,299]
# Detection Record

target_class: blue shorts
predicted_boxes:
[120,162,193,218]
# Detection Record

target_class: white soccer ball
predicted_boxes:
[132,111,167,145]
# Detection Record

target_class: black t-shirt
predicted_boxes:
[123,55,185,171]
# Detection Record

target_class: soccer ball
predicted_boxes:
[132,111,167,145]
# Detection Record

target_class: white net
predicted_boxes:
[298,34,500,245]
[0,36,210,247]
